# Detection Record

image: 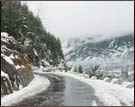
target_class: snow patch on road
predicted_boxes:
[1,74,50,106]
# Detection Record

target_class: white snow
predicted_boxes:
[63,36,134,70]
[1,32,8,38]
[91,100,98,106]
[15,64,25,70]
[1,32,9,43]
[91,76,97,80]
[1,71,9,79]
[111,78,120,84]
[122,82,134,88]
[14,55,19,59]
[33,48,38,56]
[15,65,21,70]
[9,54,15,59]
[1,74,50,106]
[103,77,111,82]
[39,71,134,106]
[23,25,28,28]
[2,54,14,65]
[3,68,133,106]
[24,38,31,46]
[41,59,50,66]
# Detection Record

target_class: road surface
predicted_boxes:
[15,73,103,106]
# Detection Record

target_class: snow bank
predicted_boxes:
[111,78,120,84]
[91,76,97,80]
[103,77,111,82]
[88,80,134,106]
[41,71,134,106]
[1,74,50,106]
[122,82,134,88]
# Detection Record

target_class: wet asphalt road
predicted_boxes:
[14,73,103,106]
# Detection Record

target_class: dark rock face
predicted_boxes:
[1,69,34,96]
[1,33,34,96]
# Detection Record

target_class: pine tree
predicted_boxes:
[1,1,64,67]
[78,66,83,73]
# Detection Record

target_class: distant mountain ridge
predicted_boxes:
[63,33,134,71]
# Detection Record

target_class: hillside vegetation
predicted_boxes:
[1,1,64,96]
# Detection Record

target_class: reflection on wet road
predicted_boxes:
[15,73,103,106]
[63,77,102,106]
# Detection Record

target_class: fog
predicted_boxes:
[23,1,134,42]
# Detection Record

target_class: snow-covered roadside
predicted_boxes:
[1,74,50,106]
[36,70,134,106]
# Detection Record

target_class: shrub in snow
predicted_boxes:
[111,78,120,84]
[15,57,32,72]
[88,65,105,79]
[88,65,100,78]
[91,76,97,80]
[103,77,111,82]
[72,67,78,72]
[96,71,105,80]
[78,66,83,73]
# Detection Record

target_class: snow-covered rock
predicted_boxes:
[1,32,9,43]
[1,74,50,106]
[111,78,120,84]
[103,77,111,82]
[1,71,9,79]
[91,76,97,80]
[2,54,14,65]
[1,32,34,96]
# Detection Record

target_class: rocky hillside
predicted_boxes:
[1,32,34,96]
[1,1,64,67]
[1,1,65,96]
[63,33,134,71]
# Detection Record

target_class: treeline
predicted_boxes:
[73,65,105,79]
[1,1,64,66]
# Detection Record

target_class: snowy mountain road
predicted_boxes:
[14,73,103,106]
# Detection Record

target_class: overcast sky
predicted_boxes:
[23,1,134,42]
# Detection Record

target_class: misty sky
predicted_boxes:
[23,1,134,42]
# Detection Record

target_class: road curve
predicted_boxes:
[14,73,103,106]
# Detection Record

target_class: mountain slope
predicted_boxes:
[63,33,134,71]
[1,1,65,96]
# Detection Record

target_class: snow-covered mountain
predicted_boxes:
[63,33,134,71]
